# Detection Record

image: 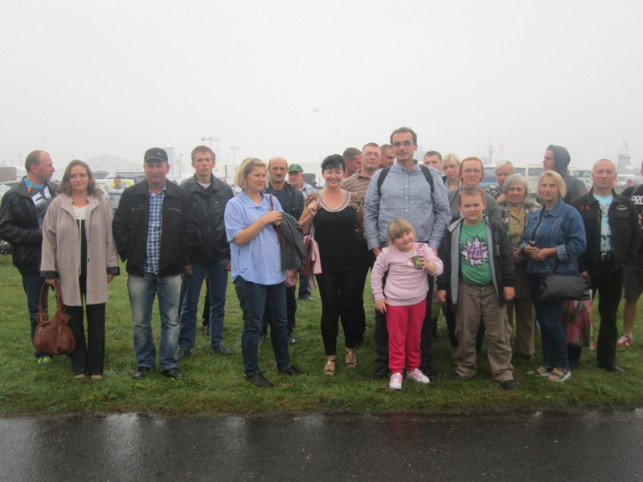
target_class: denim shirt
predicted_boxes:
[520,198,587,275]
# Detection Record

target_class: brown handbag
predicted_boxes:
[33,284,76,355]
[297,233,315,275]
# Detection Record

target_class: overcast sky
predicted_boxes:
[1,0,642,176]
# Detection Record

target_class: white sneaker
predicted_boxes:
[406,368,430,384]
[389,372,403,390]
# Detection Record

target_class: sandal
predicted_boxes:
[527,366,551,377]
[90,375,103,381]
[547,367,571,383]
[323,357,336,376]
[345,348,358,368]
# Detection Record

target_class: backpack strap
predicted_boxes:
[377,164,435,196]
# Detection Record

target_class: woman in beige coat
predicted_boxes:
[41,160,119,379]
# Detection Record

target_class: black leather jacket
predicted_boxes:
[572,189,640,274]
[181,175,233,263]
[0,178,57,274]
[112,181,197,277]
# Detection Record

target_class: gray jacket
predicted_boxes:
[278,213,307,271]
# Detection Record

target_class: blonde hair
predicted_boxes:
[539,170,566,199]
[442,152,460,170]
[387,218,416,245]
[495,159,515,173]
[235,158,266,189]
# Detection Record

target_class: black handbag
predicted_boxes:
[538,250,591,301]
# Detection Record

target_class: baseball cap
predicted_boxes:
[288,163,303,173]
[144,147,169,163]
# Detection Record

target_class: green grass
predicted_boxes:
[0,254,642,416]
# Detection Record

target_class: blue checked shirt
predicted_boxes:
[144,184,166,274]
[364,162,451,250]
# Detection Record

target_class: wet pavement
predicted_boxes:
[1,410,642,480]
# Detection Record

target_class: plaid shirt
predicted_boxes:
[144,184,167,274]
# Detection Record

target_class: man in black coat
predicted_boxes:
[177,146,234,359]
[0,150,56,366]
[264,156,304,344]
[571,159,640,373]
[113,147,197,380]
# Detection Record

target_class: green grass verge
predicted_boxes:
[0,255,641,416]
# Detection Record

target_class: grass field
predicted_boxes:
[0,254,641,416]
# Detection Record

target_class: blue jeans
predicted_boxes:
[22,273,48,358]
[179,259,229,349]
[529,277,568,371]
[233,277,290,377]
[127,273,182,371]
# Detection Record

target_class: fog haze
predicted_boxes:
[1,0,642,176]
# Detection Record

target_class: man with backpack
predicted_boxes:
[363,126,451,380]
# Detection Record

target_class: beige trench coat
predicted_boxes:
[41,194,119,306]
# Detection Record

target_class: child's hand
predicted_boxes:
[375,299,388,313]
[503,286,515,302]
[423,260,436,274]
[436,290,447,303]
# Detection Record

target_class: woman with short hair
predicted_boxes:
[300,154,361,375]
[498,173,540,360]
[521,171,586,382]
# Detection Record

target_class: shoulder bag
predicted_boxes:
[33,283,76,355]
[538,248,591,301]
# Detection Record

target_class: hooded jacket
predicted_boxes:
[548,145,585,203]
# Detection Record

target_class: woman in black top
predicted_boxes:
[300,155,361,376]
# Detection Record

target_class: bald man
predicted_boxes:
[265,157,305,343]
[571,159,640,373]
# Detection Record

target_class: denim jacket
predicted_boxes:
[519,198,587,275]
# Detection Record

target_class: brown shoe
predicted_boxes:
[324,357,336,376]
[345,348,358,368]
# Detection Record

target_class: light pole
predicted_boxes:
[200,135,220,163]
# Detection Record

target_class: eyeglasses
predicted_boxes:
[392,140,413,148]
[462,169,482,175]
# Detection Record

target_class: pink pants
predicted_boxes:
[386,300,427,372]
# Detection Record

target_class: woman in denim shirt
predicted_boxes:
[520,171,586,382]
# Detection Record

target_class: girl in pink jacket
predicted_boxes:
[371,219,443,390]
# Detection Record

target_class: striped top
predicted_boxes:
[224,192,285,285]
[363,163,451,250]
[342,170,373,206]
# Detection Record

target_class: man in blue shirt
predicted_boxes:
[364,127,451,380]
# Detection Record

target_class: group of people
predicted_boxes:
[0,127,640,391]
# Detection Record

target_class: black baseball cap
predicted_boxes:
[144,147,168,163]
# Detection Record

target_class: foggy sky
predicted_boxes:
[1,0,642,175]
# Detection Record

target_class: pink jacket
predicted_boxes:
[371,242,443,307]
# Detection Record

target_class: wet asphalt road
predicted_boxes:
[1,410,642,481]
